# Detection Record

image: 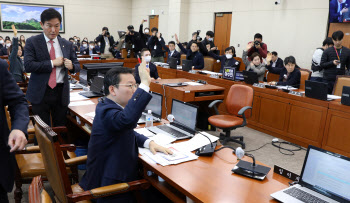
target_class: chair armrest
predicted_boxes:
[208,100,223,115]
[238,106,252,126]
[65,155,87,166]
[60,144,76,152]
[51,126,68,134]
[15,146,40,154]
[66,179,150,201]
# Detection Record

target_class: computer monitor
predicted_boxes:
[171,99,198,130]
[341,86,350,106]
[83,62,124,85]
[145,92,163,118]
[305,80,328,101]
[168,57,177,69]
[182,60,193,72]
[79,69,88,86]
[242,70,259,85]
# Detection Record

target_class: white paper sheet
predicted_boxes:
[170,132,219,152]
[150,134,176,145]
[84,112,96,118]
[276,86,297,90]
[327,94,341,100]
[69,100,95,107]
[134,128,155,137]
[184,82,204,86]
[70,94,90,102]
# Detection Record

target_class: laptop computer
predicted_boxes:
[168,57,178,69]
[341,86,350,106]
[137,92,163,124]
[76,69,88,88]
[148,99,198,140]
[242,70,258,85]
[305,80,328,101]
[79,76,104,98]
[271,145,350,203]
[182,60,193,72]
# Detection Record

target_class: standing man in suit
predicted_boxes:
[134,48,161,83]
[161,40,181,65]
[329,0,350,23]
[24,8,80,130]
[96,27,115,58]
[80,61,171,202]
[148,27,165,63]
[0,60,28,202]
[175,33,204,70]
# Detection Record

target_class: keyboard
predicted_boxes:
[283,187,329,203]
[149,125,191,139]
[79,91,103,98]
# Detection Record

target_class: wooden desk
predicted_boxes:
[150,78,225,118]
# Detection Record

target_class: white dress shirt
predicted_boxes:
[43,34,65,83]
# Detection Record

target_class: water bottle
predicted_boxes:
[145,110,153,127]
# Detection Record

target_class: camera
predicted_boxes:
[104,31,110,36]
[196,30,202,41]
[254,40,260,46]
[275,0,281,5]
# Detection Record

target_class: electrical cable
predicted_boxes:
[162,84,168,118]
[271,141,306,156]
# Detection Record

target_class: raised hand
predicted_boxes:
[12,24,17,37]
[139,57,151,86]
[246,42,253,51]
[175,33,179,44]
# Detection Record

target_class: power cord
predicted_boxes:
[272,141,306,156]
[162,84,168,118]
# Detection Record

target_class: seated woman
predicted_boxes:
[270,56,301,88]
[242,42,266,81]
[8,25,25,82]
[208,46,240,73]
[175,33,204,70]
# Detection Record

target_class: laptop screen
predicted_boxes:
[171,99,198,130]
[301,147,350,201]
[145,92,162,117]
[79,69,88,85]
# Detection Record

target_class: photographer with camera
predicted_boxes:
[247,33,268,60]
[201,31,218,56]
[96,26,115,58]
[125,24,144,58]
[147,27,165,63]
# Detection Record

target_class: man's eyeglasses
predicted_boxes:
[115,84,139,90]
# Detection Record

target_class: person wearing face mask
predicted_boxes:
[86,41,97,55]
[69,37,79,52]
[94,39,101,53]
[160,40,181,65]
[201,31,217,56]
[0,36,4,49]
[270,56,301,88]
[208,46,240,73]
[134,48,160,83]
[80,40,89,55]
[0,39,11,56]
[175,33,204,70]
[243,42,266,82]
[139,19,151,49]
[8,25,26,82]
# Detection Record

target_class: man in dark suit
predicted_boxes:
[175,34,204,70]
[329,0,350,23]
[208,46,240,73]
[270,56,301,88]
[0,59,28,202]
[96,27,115,58]
[201,30,218,56]
[147,27,165,62]
[160,40,181,65]
[266,51,284,74]
[79,62,171,202]
[134,48,160,83]
[24,8,80,129]
[125,24,144,58]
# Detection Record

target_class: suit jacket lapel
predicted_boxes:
[39,33,51,60]
[57,36,67,58]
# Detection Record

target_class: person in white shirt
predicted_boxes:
[310,37,334,82]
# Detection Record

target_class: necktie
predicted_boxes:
[48,40,57,89]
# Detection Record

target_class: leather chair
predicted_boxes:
[266,71,280,82]
[300,68,311,90]
[33,115,150,203]
[180,54,186,65]
[332,75,350,96]
[203,57,215,71]
[233,57,245,72]
[29,175,52,203]
[208,85,254,149]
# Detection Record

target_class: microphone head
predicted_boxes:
[235,147,245,160]
[167,114,175,122]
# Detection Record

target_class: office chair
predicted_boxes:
[208,85,253,149]
[332,75,350,96]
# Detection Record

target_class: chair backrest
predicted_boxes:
[299,68,311,90]
[29,175,52,203]
[34,115,72,203]
[203,57,215,71]
[225,85,254,118]
[4,106,11,129]
[180,54,186,65]
[233,57,245,72]
[333,75,350,96]
[266,71,280,82]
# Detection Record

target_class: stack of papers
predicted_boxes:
[170,132,219,152]
[184,82,203,86]
[276,86,297,90]
[327,94,341,100]
[139,147,198,166]
[69,100,95,107]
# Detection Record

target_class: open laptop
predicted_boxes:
[147,99,198,140]
[76,69,88,88]
[305,80,328,101]
[271,145,350,203]
[168,57,178,69]
[137,92,163,124]
[79,76,104,98]
[182,60,193,72]
[341,86,350,106]
[242,70,258,85]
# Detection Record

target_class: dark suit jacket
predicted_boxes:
[134,62,159,83]
[208,51,240,73]
[80,90,150,193]
[24,34,80,106]
[0,60,29,192]
[0,46,8,56]
[95,34,115,54]
[277,68,301,88]
[177,42,204,69]
[160,40,181,65]
[147,36,165,57]
[266,57,284,74]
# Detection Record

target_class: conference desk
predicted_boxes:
[66,91,290,203]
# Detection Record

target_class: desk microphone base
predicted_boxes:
[195,142,217,156]
[232,160,271,180]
